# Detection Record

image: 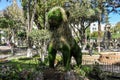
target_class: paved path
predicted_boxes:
[0,46,11,51]
[0,46,27,60]
[0,46,39,60]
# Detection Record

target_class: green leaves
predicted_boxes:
[0,17,15,28]
[48,8,62,22]
[70,1,99,22]
[5,1,24,23]
[0,0,23,29]
[17,29,26,38]
[29,29,51,41]
[22,0,67,29]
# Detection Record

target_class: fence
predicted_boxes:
[82,55,120,73]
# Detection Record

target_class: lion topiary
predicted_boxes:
[47,6,82,70]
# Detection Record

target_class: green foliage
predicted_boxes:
[48,8,62,22]
[81,66,93,75]
[17,29,26,38]
[68,0,100,45]
[0,18,8,28]
[112,33,120,38]
[91,31,104,39]
[0,1,23,43]
[0,65,21,80]
[56,55,62,62]
[74,66,86,76]
[4,0,24,24]
[74,37,79,43]
[74,66,93,77]
[116,22,120,27]
[86,43,90,50]
[115,22,120,32]
[22,0,67,29]
[69,0,99,23]
[0,57,43,80]
[0,17,14,28]
[91,31,98,38]
[28,29,51,49]
[29,29,51,41]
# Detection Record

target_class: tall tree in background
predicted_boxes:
[105,0,120,14]
[0,0,23,55]
[116,22,120,31]
[0,0,23,40]
[21,0,37,57]
[91,0,105,53]
[21,0,67,57]
[4,0,23,41]
[34,0,67,29]
[91,0,120,52]
[69,0,99,46]
[22,0,67,29]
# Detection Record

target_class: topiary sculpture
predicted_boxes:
[47,6,82,70]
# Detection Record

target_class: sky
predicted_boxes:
[0,0,22,10]
[109,12,120,25]
[0,0,120,25]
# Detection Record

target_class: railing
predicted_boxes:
[82,54,120,73]
[82,59,120,73]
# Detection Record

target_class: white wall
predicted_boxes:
[90,22,106,33]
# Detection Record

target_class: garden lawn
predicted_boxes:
[0,56,40,71]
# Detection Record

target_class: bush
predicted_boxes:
[0,65,21,80]
[74,66,93,77]
[91,31,104,39]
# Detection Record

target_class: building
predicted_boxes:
[90,22,106,33]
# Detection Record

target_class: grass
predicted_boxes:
[0,54,62,70]
[112,33,120,39]
[0,55,43,80]
[0,55,40,71]
[0,54,97,80]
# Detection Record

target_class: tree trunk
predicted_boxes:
[98,14,102,53]
[26,0,37,57]
[27,48,33,57]
[40,40,47,62]
[26,0,32,57]
[79,26,86,46]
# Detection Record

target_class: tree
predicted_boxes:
[29,29,50,62]
[21,0,37,57]
[91,0,120,52]
[116,22,120,30]
[92,0,105,52]
[21,0,67,57]
[105,0,120,14]
[0,0,24,55]
[0,17,14,44]
[68,0,99,46]
[3,0,23,45]
[22,0,66,29]
[34,0,67,29]
[113,21,120,35]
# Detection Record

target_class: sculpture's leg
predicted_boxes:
[71,42,82,67]
[60,44,71,71]
[48,42,57,68]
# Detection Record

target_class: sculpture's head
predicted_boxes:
[47,7,68,30]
